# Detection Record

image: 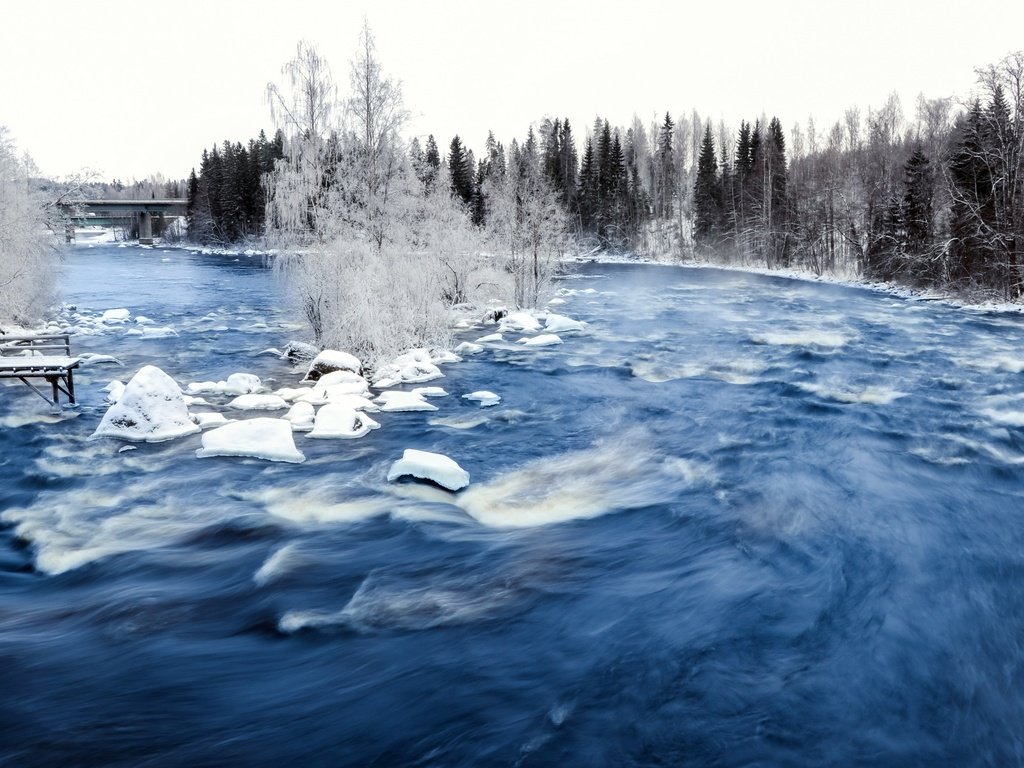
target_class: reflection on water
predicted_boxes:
[2,245,1024,764]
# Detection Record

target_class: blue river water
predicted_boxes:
[3,243,1024,766]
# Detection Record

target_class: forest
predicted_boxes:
[184,45,1024,304]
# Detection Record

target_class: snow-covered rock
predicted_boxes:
[308,404,380,439]
[303,350,362,382]
[196,418,305,463]
[412,386,448,398]
[454,342,483,355]
[374,391,438,412]
[283,401,315,432]
[185,373,263,396]
[100,308,131,324]
[499,311,542,333]
[476,332,504,343]
[518,334,563,347]
[191,412,232,429]
[228,394,289,411]
[102,380,125,404]
[463,391,501,407]
[387,449,470,491]
[92,365,200,442]
[281,340,319,363]
[223,373,262,395]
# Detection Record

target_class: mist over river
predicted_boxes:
[2,243,1024,766]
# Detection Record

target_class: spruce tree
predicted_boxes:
[448,135,474,205]
[694,124,720,246]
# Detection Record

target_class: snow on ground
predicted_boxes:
[387,449,470,491]
[196,417,305,463]
[91,365,200,442]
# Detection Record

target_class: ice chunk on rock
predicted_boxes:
[100,308,131,324]
[463,391,501,407]
[387,449,470,491]
[92,365,200,442]
[196,417,305,463]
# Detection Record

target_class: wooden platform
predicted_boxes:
[0,334,80,407]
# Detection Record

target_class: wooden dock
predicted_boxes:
[0,334,80,407]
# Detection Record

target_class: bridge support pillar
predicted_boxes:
[138,211,154,245]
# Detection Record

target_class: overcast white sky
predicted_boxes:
[2,0,1022,182]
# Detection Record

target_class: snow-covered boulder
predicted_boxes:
[518,334,563,347]
[228,394,289,411]
[196,417,305,463]
[100,308,131,324]
[281,340,319,363]
[308,404,380,439]
[454,342,483,356]
[303,350,362,382]
[463,391,501,407]
[223,373,262,395]
[374,391,438,412]
[283,401,315,432]
[500,311,542,333]
[476,332,504,343]
[92,365,200,442]
[387,449,470,491]
[544,314,587,333]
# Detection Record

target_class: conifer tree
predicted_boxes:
[694,123,720,245]
[448,135,474,205]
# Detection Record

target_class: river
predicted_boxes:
[2,242,1024,766]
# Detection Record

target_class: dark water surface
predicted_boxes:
[2,243,1024,766]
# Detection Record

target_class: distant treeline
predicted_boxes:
[186,130,284,243]
[186,51,1024,300]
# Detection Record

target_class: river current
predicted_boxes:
[2,243,1024,766]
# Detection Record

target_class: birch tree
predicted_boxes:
[0,128,61,327]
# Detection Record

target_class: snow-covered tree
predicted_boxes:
[0,128,62,327]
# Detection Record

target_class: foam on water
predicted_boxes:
[751,330,851,348]
[279,570,520,633]
[238,485,392,525]
[456,439,706,528]
[797,381,908,405]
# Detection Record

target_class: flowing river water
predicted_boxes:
[3,242,1024,766]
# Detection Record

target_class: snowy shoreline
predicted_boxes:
[567,251,1024,316]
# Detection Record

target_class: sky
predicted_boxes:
[2,0,1023,182]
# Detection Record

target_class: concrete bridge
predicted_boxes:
[63,199,188,244]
